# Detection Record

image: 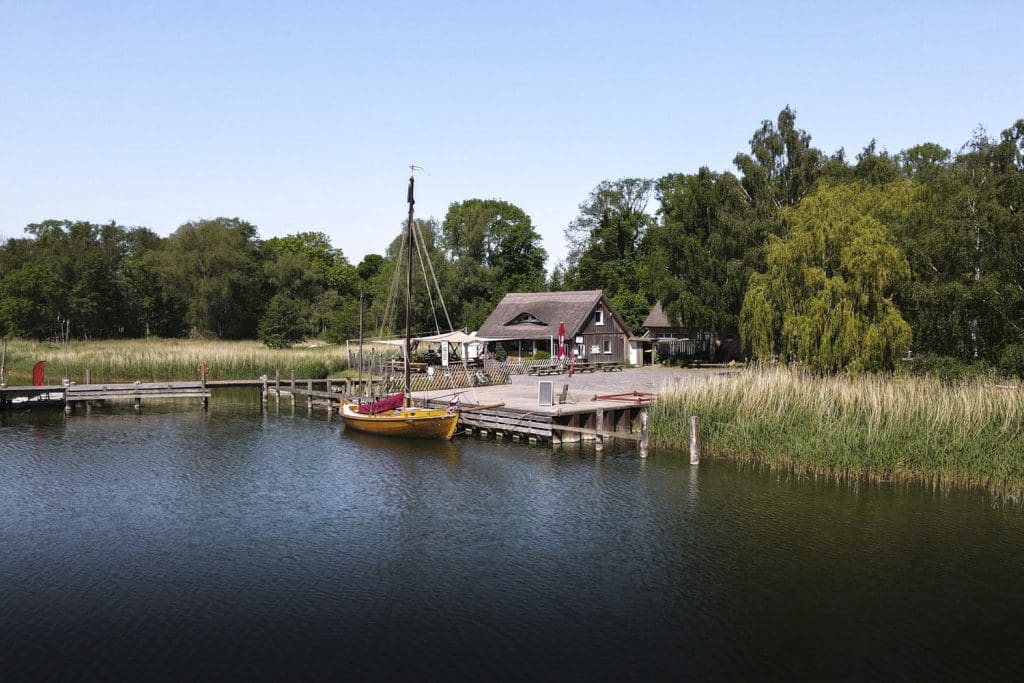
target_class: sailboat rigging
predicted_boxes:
[340,172,460,440]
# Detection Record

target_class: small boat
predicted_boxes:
[341,172,460,440]
[340,392,459,439]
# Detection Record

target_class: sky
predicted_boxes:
[1,0,1021,268]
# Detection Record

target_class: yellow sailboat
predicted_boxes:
[341,172,460,440]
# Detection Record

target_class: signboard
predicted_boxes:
[538,380,553,406]
[441,343,449,367]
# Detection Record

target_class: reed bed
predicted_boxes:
[1,338,349,383]
[648,367,1024,503]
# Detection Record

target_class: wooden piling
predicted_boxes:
[200,364,208,409]
[640,410,649,458]
[689,415,699,465]
[595,408,604,451]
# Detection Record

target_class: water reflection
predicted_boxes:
[0,400,1022,680]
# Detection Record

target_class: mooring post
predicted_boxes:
[640,410,649,458]
[290,369,295,388]
[85,368,92,384]
[275,369,280,389]
[261,377,268,411]
[689,415,699,465]
[200,363,208,410]
[595,408,604,451]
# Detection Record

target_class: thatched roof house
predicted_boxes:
[477,290,634,362]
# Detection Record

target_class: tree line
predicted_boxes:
[1,107,1022,374]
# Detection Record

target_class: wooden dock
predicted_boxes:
[1,381,212,412]
[4,366,728,452]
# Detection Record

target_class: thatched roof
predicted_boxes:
[477,290,631,340]
[642,300,690,329]
[642,301,670,328]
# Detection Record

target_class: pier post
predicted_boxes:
[261,377,268,411]
[200,364,208,410]
[307,379,314,414]
[640,410,649,458]
[86,369,92,384]
[275,369,280,389]
[595,408,604,451]
[689,415,699,465]
[290,369,295,388]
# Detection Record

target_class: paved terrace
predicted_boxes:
[415,366,736,415]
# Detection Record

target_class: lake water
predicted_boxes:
[2,391,1023,680]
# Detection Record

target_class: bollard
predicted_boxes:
[639,410,649,458]
[689,415,699,465]
[595,408,604,452]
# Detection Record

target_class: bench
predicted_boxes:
[598,362,624,372]
[527,364,563,376]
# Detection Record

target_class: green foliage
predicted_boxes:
[258,294,306,348]
[493,345,507,362]
[154,218,265,339]
[563,178,654,296]
[646,168,753,341]
[610,290,650,334]
[324,297,361,344]
[531,350,551,360]
[441,199,547,330]
[740,182,914,372]
[908,353,993,383]
[998,344,1024,379]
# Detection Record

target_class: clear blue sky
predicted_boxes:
[2,1,1021,268]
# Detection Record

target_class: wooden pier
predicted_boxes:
[4,366,723,452]
[1,381,212,412]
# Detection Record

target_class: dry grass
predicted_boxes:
[648,367,1024,503]
[1,338,350,383]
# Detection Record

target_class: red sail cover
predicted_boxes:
[358,392,405,415]
[32,361,46,386]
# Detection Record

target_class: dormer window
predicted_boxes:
[509,312,544,325]
[594,309,605,326]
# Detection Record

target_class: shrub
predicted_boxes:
[258,295,306,349]
[999,344,1024,379]
[909,353,992,383]
[532,350,551,360]
[494,345,507,362]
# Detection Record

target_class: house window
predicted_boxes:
[594,309,604,326]
[603,340,612,354]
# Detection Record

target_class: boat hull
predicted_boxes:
[341,403,459,440]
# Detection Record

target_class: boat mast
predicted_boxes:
[404,173,415,406]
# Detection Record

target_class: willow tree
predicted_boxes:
[740,182,914,373]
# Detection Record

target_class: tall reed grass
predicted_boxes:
[648,367,1024,503]
[1,338,349,384]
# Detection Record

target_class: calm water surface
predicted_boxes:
[1,392,1022,681]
